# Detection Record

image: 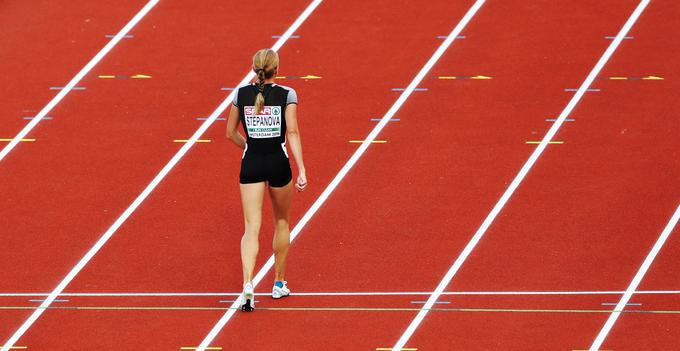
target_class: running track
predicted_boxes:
[1,1,678,350]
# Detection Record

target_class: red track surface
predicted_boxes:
[0,0,147,341]
[0,0,146,132]
[1,0,678,350]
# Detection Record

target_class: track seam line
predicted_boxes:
[588,204,680,350]
[0,0,161,164]
[390,1,651,350]
[0,0,321,349]
[193,1,486,349]
[3,290,680,297]
[3,306,680,315]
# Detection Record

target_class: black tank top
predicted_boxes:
[234,83,298,154]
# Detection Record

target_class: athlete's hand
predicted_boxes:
[295,173,307,192]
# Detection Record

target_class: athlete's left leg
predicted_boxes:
[240,182,266,284]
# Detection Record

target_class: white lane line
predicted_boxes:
[589,204,680,351]
[0,0,319,349]
[0,0,161,164]
[2,290,680,297]
[390,1,651,350]
[194,1,486,349]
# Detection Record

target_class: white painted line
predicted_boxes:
[0,0,160,165]
[22,116,53,120]
[1,290,680,298]
[410,301,450,305]
[589,203,680,351]
[1,1,318,350]
[105,34,134,39]
[437,35,466,39]
[546,118,575,122]
[49,86,86,91]
[391,88,428,92]
[564,88,600,92]
[600,302,642,306]
[0,292,239,297]
[27,299,69,303]
[194,1,484,349]
[391,1,651,350]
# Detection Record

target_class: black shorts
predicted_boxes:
[240,149,292,188]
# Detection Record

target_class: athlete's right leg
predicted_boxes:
[268,180,293,283]
[240,182,266,284]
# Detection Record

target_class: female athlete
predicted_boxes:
[226,49,307,311]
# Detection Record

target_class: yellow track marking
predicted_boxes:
[276,75,322,80]
[0,138,35,142]
[605,75,663,80]
[98,74,152,79]
[437,75,492,80]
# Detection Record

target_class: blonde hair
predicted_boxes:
[252,49,279,115]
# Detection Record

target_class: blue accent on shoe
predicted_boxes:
[275,281,284,288]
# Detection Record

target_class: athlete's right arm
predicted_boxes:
[226,105,246,149]
[285,104,307,192]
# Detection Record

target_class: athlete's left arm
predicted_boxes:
[226,105,246,149]
[285,104,307,191]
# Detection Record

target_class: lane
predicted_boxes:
[208,1,644,350]
[196,2,487,349]
[0,0,146,137]
[580,2,680,349]
[0,0,312,345]
[404,0,680,349]
[5,0,485,350]
[0,0,150,343]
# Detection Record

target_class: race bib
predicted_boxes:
[244,106,282,138]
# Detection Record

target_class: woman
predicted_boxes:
[226,49,307,312]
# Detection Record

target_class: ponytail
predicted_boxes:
[254,69,266,115]
[252,49,279,115]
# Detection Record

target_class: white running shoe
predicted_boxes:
[240,282,255,312]
[272,281,290,299]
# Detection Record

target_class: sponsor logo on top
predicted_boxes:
[244,106,282,138]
